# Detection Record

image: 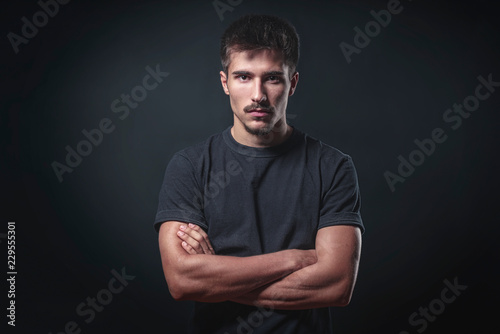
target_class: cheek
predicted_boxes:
[270,87,289,106]
[228,86,249,109]
[228,93,245,112]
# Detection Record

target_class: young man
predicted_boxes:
[155,14,364,333]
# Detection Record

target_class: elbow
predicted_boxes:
[169,287,190,301]
[167,279,186,301]
[165,274,196,301]
[326,280,355,307]
[325,290,352,307]
[334,291,353,307]
[165,272,212,302]
[161,257,200,301]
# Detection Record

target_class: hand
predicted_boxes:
[177,223,215,255]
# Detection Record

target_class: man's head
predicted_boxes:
[219,14,300,145]
[220,14,300,78]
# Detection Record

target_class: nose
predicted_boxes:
[251,80,267,104]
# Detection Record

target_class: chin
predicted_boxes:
[244,122,274,136]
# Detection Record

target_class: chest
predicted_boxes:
[200,153,322,255]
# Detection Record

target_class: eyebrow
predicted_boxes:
[232,70,285,76]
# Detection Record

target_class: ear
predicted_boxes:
[288,71,299,96]
[220,71,230,95]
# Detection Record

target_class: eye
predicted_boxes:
[237,75,249,81]
[267,76,281,83]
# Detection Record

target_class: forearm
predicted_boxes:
[232,226,362,310]
[168,250,309,302]
[231,260,354,309]
[159,221,316,303]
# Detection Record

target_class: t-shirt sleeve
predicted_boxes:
[318,155,364,233]
[153,152,207,232]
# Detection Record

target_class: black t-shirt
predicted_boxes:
[154,126,364,333]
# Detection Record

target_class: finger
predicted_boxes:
[180,240,197,255]
[188,223,215,254]
[189,223,214,252]
[181,225,212,254]
[177,229,204,254]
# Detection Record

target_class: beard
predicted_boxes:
[237,102,276,136]
[233,111,275,137]
[242,122,273,136]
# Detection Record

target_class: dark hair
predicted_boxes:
[220,14,300,77]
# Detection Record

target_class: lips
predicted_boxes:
[247,109,270,117]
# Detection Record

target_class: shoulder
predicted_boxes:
[295,128,353,167]
[163,130,227,184]
[172,129,226,164]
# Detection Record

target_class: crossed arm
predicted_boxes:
[158,221,361,310]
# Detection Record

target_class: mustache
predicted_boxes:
[243,103,274,113]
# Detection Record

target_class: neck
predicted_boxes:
[231,120,292,148]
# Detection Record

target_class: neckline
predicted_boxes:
[222,126,301,158]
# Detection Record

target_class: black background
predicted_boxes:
[1,0,499,333]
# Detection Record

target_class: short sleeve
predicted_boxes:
[154,152,208,232]
[318,155,364,233]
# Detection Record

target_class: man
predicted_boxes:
[155,14,364,333]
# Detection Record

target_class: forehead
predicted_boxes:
[228,49,288,74]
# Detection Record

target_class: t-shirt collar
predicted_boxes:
[222,125,301,158]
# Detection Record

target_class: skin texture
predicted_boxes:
[219,48,299,148]
[158,221,318,303]
[174,223,362,309]
[157,48,362,309]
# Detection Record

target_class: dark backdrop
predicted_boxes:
[2,0,499,333]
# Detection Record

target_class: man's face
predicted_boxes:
[220,48,299,137]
